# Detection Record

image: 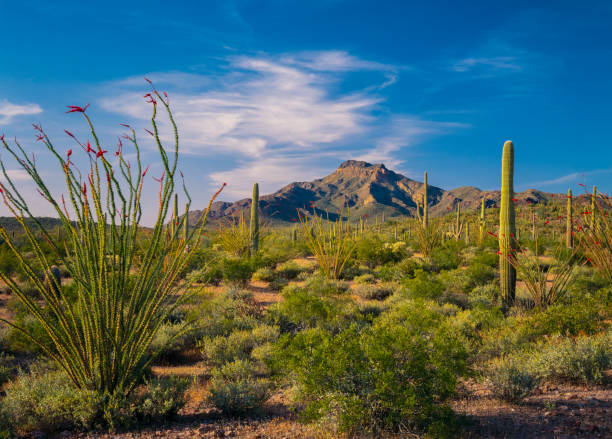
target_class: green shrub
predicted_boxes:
[135,377,189,423]
[403,269,445,300]
[486,355,538,403]
[185,263,223,285]
[276,261,304,279]
[468,283,498,308]
[354,237,406,268]
[278,300,467,436]
[353,273,376,284]
[149,322,192,359]
[375,259,420,282]
[0,353,14,386]
[465,263,496,288]
[531,332,611,385]
[353,283,394,300]
[252,266,276,282]
[0,368,99,434]
[221,258,255,286]
[207,359,271,415]
[201,325,280,367]
[430,242,463,271]
[190,290,262,338]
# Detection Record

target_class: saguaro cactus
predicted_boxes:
[590,186,597,229]
[566,188,573,248]
[479,198,486,244]
[499,140,516,307]
[250,182,260,253]
[423,171,429,227]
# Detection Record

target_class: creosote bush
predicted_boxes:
[207,359,271,415]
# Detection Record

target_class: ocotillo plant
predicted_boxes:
[298,208,356,279]
[566,188,573,248]
[579,192,612,282]
[423,171,429,227]
[499,140,517,307]
[250,182,259,253]
[0,89,224,397]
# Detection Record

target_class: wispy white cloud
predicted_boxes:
[0,99,43,125]
[101,52,381,158]
[520,168,612,188]
[452,56,522,73]
[100,51,463,199]
[351,116,468,170]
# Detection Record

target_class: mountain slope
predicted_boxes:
[189,160,555,224]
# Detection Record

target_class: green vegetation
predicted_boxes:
[0,93,609,438]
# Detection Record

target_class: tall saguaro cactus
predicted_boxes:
[250,182,260,253]
[590,186,597,229]
[423,171,429,227]
[499,140,516,307]
[566,188,573,248]
[479,198,486,244]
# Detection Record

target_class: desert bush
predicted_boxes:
[149,322,193,359]
[486,355,538,403]
[353,273,376,284]
[375,259,421,282]
[221,258,255,286]
[207,359,271,415]
[276,260,304,279]
[531,332,611,385]
[354,236,405,268]
[430,242,462,271]
[252,266,276,282]
[353,283,394,300]
[468,283,499,308]
[135,376,189,423]
[190,290,262,339]
[278,301,467,437]
[0,353,14,386]
[0,368,99,434]
[200,325,280,367]
[403,269,445,300]
[185,263,223,285]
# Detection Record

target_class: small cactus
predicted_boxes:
[250,182,259,254]
[499,140,516,308]
[590,186,597,229]
[423,171,429,227]
[479,198,486,245]
[566,188,573,248]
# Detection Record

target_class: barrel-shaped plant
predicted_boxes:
[499,140,516,307]
[0,88,224,397]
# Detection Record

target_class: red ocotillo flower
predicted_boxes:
[544,220,550,225]
[142,165,150,177]
[66,103,90,113]
[86,141,93,153]
[35,134,44,142]
[144,77,152,84]
[0,134,4,141]
[67,149,72,158]
[511,198,518,202]
[487,231,497,238]
[82,183,87,196]
[64,130,75,138]
[96,149,108,158]
[120,123,131,128]
[144,129,154,137]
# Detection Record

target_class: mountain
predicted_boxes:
[188,160,555,225]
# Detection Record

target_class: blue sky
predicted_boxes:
[1,0,611,221]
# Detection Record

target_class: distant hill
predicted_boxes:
[187,160,556,225]
[0,217,63,232]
